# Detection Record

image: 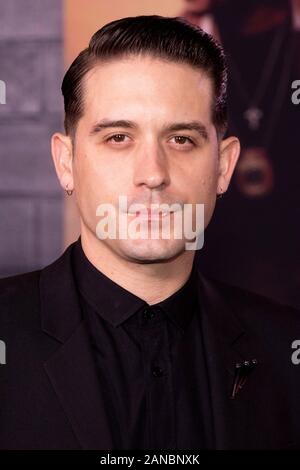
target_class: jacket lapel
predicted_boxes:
[196,269,260,449]
[39,242,121,449]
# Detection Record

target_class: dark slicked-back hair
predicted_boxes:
[61,15,228,141]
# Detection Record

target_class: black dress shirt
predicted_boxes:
[71,236,213,450]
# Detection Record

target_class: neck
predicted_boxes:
[79,224,196,305]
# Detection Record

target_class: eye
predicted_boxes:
[105,134,129,144]
[171,136,195,146]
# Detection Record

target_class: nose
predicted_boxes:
[133,142,170,190]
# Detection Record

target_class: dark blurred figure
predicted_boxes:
[181,0,300,308]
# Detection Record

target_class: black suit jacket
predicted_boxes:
[1,241,300,450]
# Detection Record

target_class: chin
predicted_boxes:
[118,239,186,264]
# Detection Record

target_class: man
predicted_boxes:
[0,15,300,450]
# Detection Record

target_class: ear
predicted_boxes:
[217,136,241,195]
[51,132,74,192]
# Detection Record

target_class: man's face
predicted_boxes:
[62,55,236,263]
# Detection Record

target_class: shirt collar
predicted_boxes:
[71,236,199,331]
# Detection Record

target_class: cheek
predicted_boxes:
[199,174,216,192]
[186,164,217,227]
[185,145,218,189]
[187,169,217,201]
[200,174,218,223]
[83,155,131,208]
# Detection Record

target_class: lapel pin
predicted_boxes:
[230,358,258,399]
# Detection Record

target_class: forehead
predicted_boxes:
[82,56,213,124]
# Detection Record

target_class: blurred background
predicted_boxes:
[0,0,299,308]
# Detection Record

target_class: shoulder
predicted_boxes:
[0,269,40,294]
[199,270,300,334]
[0,269,41,327]
[0,241,76,332]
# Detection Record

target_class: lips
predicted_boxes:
[128,209,174,220]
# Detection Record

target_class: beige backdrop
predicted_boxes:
[63,0,183,247]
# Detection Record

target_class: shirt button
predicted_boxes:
[143,307,155,320]
[152,366,165,377]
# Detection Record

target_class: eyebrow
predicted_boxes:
[89,119,209,140]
